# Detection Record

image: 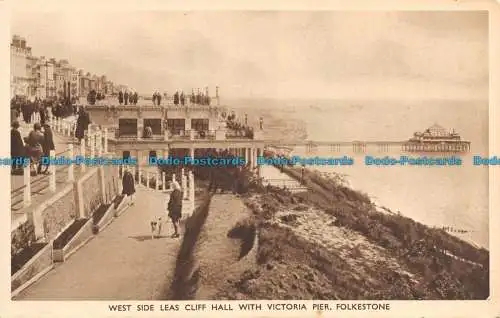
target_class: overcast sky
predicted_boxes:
[10,10,488,100]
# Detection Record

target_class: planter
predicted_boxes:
[11,243,53,296]
[92,203,113,234]
[52,218,93,263]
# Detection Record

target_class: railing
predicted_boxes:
[112,129,218,141]
[264,178,307,191]
[12,116,110,210]
[117,166,196,217]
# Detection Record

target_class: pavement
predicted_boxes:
[13,188,182,300]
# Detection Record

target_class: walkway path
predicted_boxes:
[14,188,181,300]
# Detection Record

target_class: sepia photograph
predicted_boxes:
[7,6,492,307]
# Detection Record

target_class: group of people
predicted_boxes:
[118,90,139,105]
[11,120,55,175]
[150,88,212,107]
[11,96,50,125]
[152,91,162,106]
[120,167,183,238]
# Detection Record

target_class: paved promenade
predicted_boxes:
[14,188,181,300]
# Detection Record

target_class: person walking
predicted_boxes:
[167,181,183,238]
[75,106,90,145]
[39,123,55,174]
[122,167,136,205]
[11,120,24,173]
[11,106,19,124]
[26,123,44,175]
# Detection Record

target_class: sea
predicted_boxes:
[230,98,490,249]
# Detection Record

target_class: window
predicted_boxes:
[143,119,162,135]
[166,119,185,134]
[122,151,131,160]
[118,118,138,136]
[191,119,209,132]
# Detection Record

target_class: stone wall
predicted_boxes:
[41,187,77,241]
[80,169,104,218]
[13,165,121,245]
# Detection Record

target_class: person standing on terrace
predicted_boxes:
[157,91,162,106]
[133,91,138,105]
[180,90,185,106]
[118,90,124,105]
[174,90,179,105]
[124,91,129,106]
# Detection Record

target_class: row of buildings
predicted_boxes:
[10,35,128,100]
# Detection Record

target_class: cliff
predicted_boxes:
[213,165,489,300]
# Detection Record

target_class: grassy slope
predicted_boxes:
[215,165,489,300]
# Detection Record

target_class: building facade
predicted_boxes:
[10,35,33,98]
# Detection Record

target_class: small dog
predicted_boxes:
[150,216,163,239]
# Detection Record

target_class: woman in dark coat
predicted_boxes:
[118,91,124,105]
[39,124,55,174]
[122,168,136,205]
[75,107,90,144]
[11,120,24,172]
[167,181,183,238]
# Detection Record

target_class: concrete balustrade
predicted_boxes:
[189,171,195,210]
[103,128,109,153]
[80,142,86,172]
[67,144,74,182]
[23,165,31,207]
[181,169,187,199]
[146,171,150,188]
[49,150,56,192]
[162,172,166,190]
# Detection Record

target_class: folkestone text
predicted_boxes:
[108,302,391,313]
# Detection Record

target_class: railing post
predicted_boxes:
[90,133,95,158]
[189,171,195,211]
[118,165,123,193]
[132,166,136,184]
[49,150,56,192]
[80,141,86,172]
[23,165,31,207]
[68,144,74,182]
[162,172,166,190]
[138,166,142,186]
[181,169,187,199]
[146,171,150,189]
[155,172,159,190]
[104,128,109,153]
